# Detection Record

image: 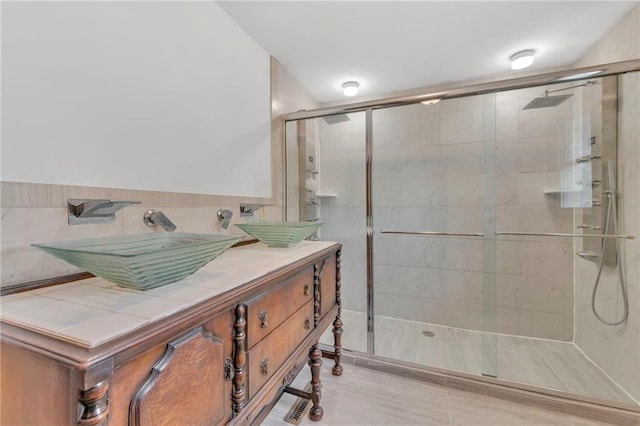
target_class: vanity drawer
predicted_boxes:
[246,268,313,348]
[247,299,314,398]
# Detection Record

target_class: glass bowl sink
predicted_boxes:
[235,222,323,248]
[32,232,242,290]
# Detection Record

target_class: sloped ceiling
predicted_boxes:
[218,1,638,102]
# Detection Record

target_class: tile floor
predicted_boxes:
[263,362,621,426]
[318,311,638,407]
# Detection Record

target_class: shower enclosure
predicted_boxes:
[284,63,640,411]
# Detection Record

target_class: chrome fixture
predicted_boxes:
[217,209,233,229]
[239,203,273,217]
[510,50,535,70]
[591,162,629,325]
[523,80,597,110]
[495,231,634,240]
[576,154,602,164]
[381,230,485,237]
[68,199,140,225]
[143,210,177,232]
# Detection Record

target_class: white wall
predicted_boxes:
[1,1,271,197]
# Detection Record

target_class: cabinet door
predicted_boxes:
[128,324,231,426]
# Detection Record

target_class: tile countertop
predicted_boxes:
[0,241,338,349]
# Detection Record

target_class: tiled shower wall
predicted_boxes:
[572,3,640,403]
[317,89,575,341]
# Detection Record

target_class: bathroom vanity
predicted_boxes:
[0,241,343,425]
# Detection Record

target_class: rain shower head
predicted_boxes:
[523,93,573,110]
[322,113,350,125]
[522,80,598,110]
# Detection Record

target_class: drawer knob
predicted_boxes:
[261,358,269,376]
[259,311,268,328]
[304,319,310,330]
[304,285,310,296]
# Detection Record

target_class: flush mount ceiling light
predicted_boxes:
[342,81,359,97]
[510,50,535,70]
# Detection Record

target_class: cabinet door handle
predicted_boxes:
[304,284,310,296]
[260,358,269,376]
[259,311,268,328]
[304,319,310,330]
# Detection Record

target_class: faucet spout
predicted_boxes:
[217,209,233,230]
[68,199,141,225]
[143,210,177,232]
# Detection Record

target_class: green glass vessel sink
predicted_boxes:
[235,222,323,248]
[32,232,242,290]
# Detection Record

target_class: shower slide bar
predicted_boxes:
[495,231,635,240]
[380,230,485,237]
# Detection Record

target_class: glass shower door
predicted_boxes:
[371,97,498,378]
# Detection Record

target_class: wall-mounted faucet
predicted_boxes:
[143,210,177,232]
[239,203,273,217]
[217,209,233,230]
[68,199,141,225]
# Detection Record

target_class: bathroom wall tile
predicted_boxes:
[441,143,484,176]
[444,207,482,234]
[518,275,573,315]
[441,269,483,305]
[1,207,124,285]
[495,138,518,175]
[440,239,484,272]
[518,310,573,341]
[375,264,441,299]
[440,109,485,144]
[495,273,520,309]
[446,174,482,206]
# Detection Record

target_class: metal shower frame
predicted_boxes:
[281,58,640,382]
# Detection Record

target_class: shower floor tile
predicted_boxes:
[321,310,638,407]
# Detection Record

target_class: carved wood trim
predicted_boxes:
[128,326,225,426]
[313,260,325,328]
[282,362,302,387]
[78,380,109,426]
[233,304,247,415]
[332,249,344,376]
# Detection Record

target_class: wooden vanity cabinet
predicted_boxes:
[0,243,342,426]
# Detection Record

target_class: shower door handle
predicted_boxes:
[380,230,485,237]
[495,231,635,240]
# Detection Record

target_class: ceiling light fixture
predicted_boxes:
[342,81,359,97]
[510,50,535,70]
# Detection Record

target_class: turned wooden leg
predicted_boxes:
[308,343,323,421]
[332,248,343,376]
[332,315,343,376]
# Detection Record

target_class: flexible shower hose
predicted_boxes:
[590,190,629,325]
